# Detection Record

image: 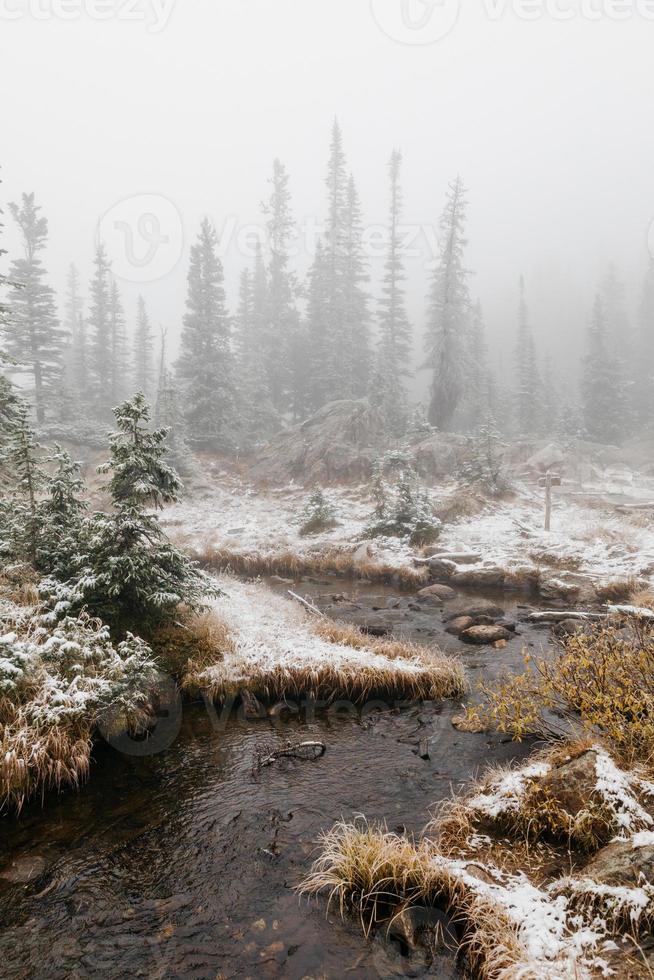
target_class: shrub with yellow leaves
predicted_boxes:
[469,618,654,768]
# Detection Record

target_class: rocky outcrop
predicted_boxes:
[249,399,387,485]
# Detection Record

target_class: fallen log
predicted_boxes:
[287,590,327,619]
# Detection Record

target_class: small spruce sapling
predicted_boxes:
[300,487,338,536]
[456,415,510,497]
[43,393,213,632]
[364,458,441,547]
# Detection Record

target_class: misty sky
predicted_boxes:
[2,0,653,388]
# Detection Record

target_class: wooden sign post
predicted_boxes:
[538,471,562,531]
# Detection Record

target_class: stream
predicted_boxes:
[0,580,551,979]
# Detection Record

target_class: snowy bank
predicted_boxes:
[182,576,466,704]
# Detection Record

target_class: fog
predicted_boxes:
[2,0,654,390]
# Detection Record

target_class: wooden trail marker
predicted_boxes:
[538,471,561,531]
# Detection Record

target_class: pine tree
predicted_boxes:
[234,255,277,442]
[133,294,155,400]
[37,446,87,577]
[581,295,626,444]
[321,119,349,401]
[305,239,330,412]
[62,263,87,410]
[635,262,654,429]
[0,183,23,459]
[373,149,412,436]
[109,279,129,407]
[51,394,212,631]
[6,193,65,423]
[425,176,470,431]
[342,174,371,397]
[263,158,299,414]
[513,276,543,436]
[176,219,235,451]
[456,300,490,432]
[154,330,189,471]
[88,242,113,419]
[0,401,46,565]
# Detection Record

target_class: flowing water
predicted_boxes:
[0,581,549,979]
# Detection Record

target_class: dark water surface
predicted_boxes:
[0,582,546,979]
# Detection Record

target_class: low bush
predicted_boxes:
[469,617,654,768]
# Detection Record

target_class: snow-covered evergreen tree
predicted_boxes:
[513,276,543,436]
[457,300,491,432]
[342,174,371,398]
[62,263,87,411]
[305,238,330,412]
[6,194,65,423]
[154,330,189,471]
[0,186,23,460]
[176,218,236,451]
[108,279,129,407]
[47,394,212,631]
[133,294,155,400]
[372,149,412,436]
[0,401,46,565]
[234,252,278,441]
[424,176,470,431]
[263,158,299,414]
[581,294,627,444]
[87,242,113,419]
[635,262,654,429]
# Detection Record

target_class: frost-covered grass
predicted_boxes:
[300,819,609,979]
[161,467,654,595]
[182,575,466,704]
[0,608,158,811]
[301,742,654,978]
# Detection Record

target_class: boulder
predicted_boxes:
[249,399,387,485]
[460,625,512,645]
[451,567,506,589]
[411,432,469,481]
[581,838,654,888]
[540,576,582,603]
[445,616,475,636]
[418,584,457,602]
[524,443,565,474]
[428,558,458,581]
[536,751,599,818]
[444,603,504,622]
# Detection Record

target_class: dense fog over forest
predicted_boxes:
[2,1,654,423]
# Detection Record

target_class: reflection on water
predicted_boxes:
[0,583,540,979]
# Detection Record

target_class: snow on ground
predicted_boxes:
[201,576,457,684]
[161,462,654,589]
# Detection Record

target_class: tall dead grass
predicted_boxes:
[184,655,466,706]
[299,821,530,980]
[196,544,429,590]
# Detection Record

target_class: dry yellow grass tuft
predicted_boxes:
[299,820,529,980]
[195,544,429,590]
[184,656,466,707]
[152,609,235,682]
[595,577,641,604]
[316,619,442,663]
